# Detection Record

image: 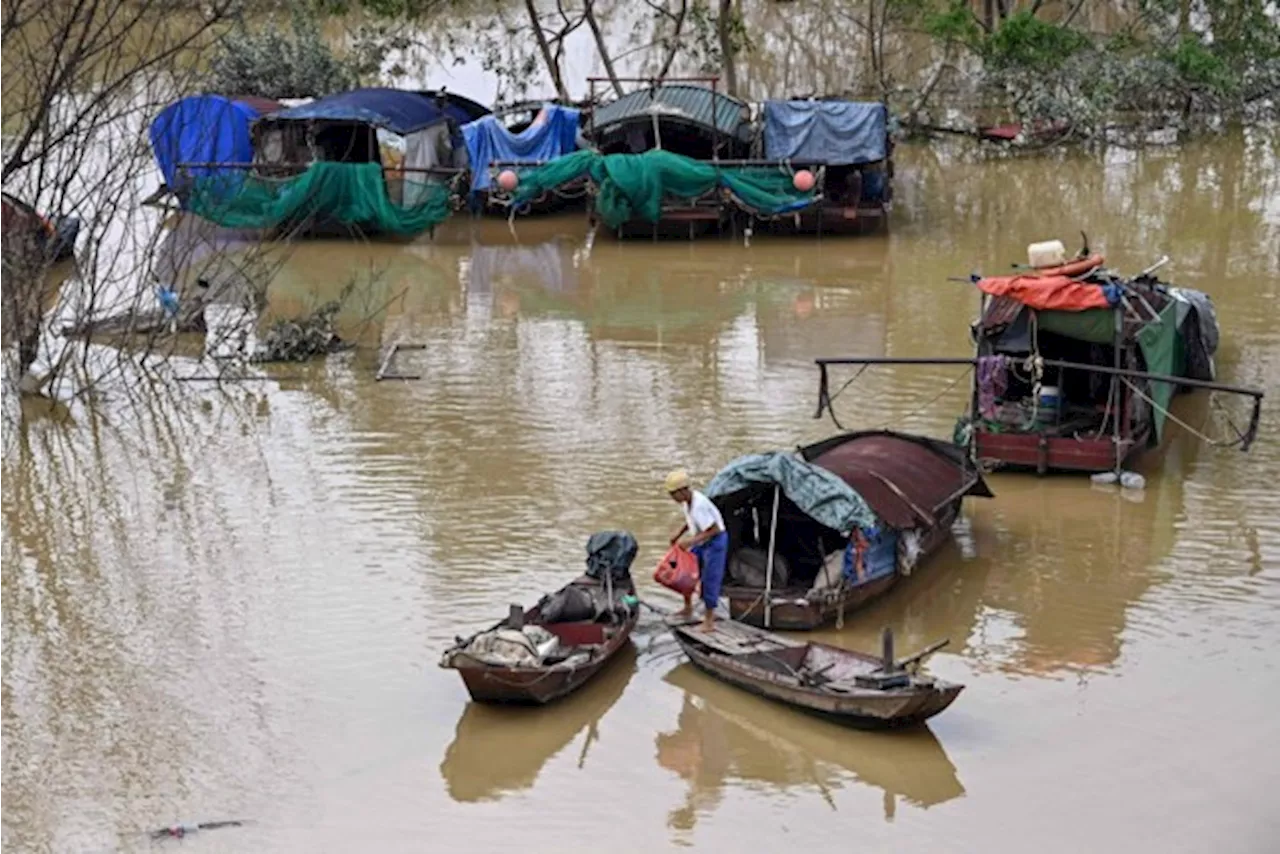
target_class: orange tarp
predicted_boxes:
[976,274,1112,312]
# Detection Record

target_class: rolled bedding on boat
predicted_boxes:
[450,626,560,667]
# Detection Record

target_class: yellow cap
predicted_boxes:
[664,470,691,493]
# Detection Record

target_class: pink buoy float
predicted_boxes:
[497,170,519,191]
[792,169,815,192]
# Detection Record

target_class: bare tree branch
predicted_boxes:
[583,0,624,96]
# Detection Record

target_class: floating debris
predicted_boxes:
[148,819,244,841]
[253,297,351,363]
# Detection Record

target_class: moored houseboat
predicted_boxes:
[811,242,1265,476]
[179,88,484,239]
[505,78,821,239]
[707,430,992,631]
[759,99,894,235]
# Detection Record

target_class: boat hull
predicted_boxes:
[975,428,1146,474]
[450,614,637,705]
[672,625,962,730]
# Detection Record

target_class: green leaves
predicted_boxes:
[208,7,364,99]
[981,11,1091,71]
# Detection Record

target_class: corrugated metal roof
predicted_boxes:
[588,85,749,139]
[803,431,991,529]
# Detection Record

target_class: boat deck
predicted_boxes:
[668,616,802,657]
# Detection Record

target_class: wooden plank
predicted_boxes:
[676,626,756,657]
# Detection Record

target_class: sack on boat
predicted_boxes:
[540,585,598,624]
[654,545,699,596]
[458,625,559,667]
[809,551,845,594]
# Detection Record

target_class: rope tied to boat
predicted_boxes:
[1120,378,1255,449]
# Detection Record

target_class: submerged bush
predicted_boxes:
[208,8,365,99]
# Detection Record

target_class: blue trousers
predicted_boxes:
[692,532,729,611]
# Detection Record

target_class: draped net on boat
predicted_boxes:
[511,150,817,227]
[187,162,452,236]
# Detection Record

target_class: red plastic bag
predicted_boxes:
[654,545,700,596]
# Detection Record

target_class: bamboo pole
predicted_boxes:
[175,162,464,175]
[763,484,781,629]
[814,355,1265,450]
[813,356,1265,398]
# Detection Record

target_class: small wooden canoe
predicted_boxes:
[440,576,639,705]
[670,619,962,730]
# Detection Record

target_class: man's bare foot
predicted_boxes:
[675,606,692,619]
[698,614,716,633]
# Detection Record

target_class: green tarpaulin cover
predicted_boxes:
[1136,300,1184,445]
[512,150,816,228]
[188,162,451,236]
[1038,302,1185,445]
[706,451,877,536]
[1036,308,1116,344]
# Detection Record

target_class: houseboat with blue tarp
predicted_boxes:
[760,99,894,234]
[148,94,282,208]
[185,88,482,238]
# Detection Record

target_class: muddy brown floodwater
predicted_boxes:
[4,131,1280,854]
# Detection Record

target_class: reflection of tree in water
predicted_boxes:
[655,664,963,834]
[898,132,1278,287]
[439,645,636,802]
[1,394,285,851]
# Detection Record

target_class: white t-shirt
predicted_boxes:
[683,490,726,536]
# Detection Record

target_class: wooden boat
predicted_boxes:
[583,77,756,239]
[659,662,965,816]
[670,619,962,730]
[440,533,641,705]
[712,430,992,631]
[440,575,638,705]
[755,99,894,237]
[812,248,1264,477]
[964,252,1229,473]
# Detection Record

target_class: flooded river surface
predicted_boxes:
[4,132,1280,853]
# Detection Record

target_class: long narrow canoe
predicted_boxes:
[670,619,962,730]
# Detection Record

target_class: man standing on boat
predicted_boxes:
[665,470,728,632]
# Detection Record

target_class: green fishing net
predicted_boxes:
[513,150,815,227]
[188,162,451,236]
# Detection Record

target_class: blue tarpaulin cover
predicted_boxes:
[706,452,877,536]
[150,95,261,198]
[462,105,581,192]
[762,101,888,165]
[267,88,465,135]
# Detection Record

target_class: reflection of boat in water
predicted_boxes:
[466,239,580,298]
[656,663,964,827]
[440,643,636,802]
